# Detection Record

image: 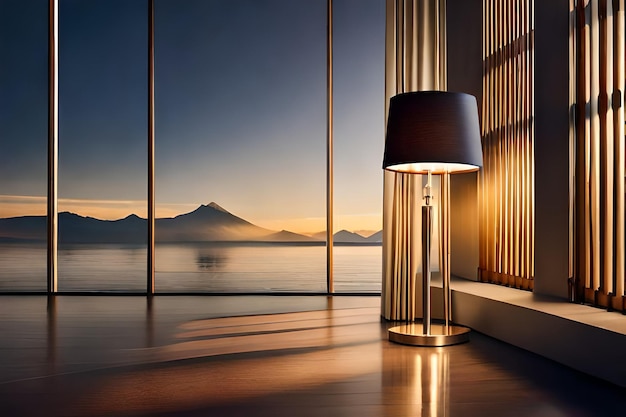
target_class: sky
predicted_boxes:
[0,0,385,235]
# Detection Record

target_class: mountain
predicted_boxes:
[59,212,147,243]
[310,229,382,244]
[366,230,383,243]
[0,212,146,244]
[311,231,327,241]
[0,203,381,245]
[333,230,368,243]
[0,202,320,244]
[0,215,47,242]
[156,203,272,242]
[262,230,320,243]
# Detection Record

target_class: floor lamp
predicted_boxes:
[383,91,483,347]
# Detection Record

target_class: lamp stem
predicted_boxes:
[422,204,432,335]
[422,170,433,336]
[424,170,433,205]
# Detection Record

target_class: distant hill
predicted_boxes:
[263,230,320,243]
[311,229,382,244]
[0,202,378,245]
[333,230,368,243]
[0,215,47,242]
[366,230,382,243]
[59,212,147,243]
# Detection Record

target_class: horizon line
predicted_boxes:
[0,208,383,239]
[0,195,382,237]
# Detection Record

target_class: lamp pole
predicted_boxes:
[422,171,433,335]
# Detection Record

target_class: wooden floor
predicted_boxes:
[0,295,624,416]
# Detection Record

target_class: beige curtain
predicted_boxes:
[478,0,535,290]
[573,0,626,312]
[381,0,446,320]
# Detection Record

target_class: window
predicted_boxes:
[57,0,147,291]
[0,0,48,291]
[0,0,385,294]
[154,0,327,292]
[333,0,384,292]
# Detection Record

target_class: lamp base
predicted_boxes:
[388,323,470,347]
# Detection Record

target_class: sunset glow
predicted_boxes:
[0,194,382,235]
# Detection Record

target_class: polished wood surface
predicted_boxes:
[0,295,623,416]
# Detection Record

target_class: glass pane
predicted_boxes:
[58,0,147,291]
[333,0,385,292]
[155,0,327,292]
[0,0,48,291]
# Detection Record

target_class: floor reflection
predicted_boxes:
[46,295,57,374]
[53,306,384,416]
[425,350,450,417]
[382,340,451,416]
[146,295,155,348]
[1,296,625,417]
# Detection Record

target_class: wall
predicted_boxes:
[533,0,571,298]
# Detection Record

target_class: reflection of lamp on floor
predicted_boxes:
[383,91,483,347]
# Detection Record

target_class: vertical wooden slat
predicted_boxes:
[575,0,585,297]
[597,0,609,299]
[599,0,614,294]
[479,0,488,280]
[573,0,626,311]
[520,0,526,280]
[523,1,527,279]
[479,0,534,288]
[482,0,488,280]
[503,0,510,279]
[605,0,615,295]
[500,0,506,278]
[488,0,492,280]
[527,0,531,280]
[590,0,601,292]
[529,0,533,282]
[480,0,487,280]
[613,0,626,297]
[490,0,494,279]
[514,0,520,280]
[569,0,577,299]
[580,2,593,288]
[516,0,521,282]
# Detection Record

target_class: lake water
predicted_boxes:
[0,243,381,293]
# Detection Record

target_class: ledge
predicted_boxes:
[442,277,626,388]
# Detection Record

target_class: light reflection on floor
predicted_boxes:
[0,295,624,417]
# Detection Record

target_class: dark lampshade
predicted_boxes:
[383,91,483,174]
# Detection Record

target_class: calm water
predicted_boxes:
[0,243,381,293]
